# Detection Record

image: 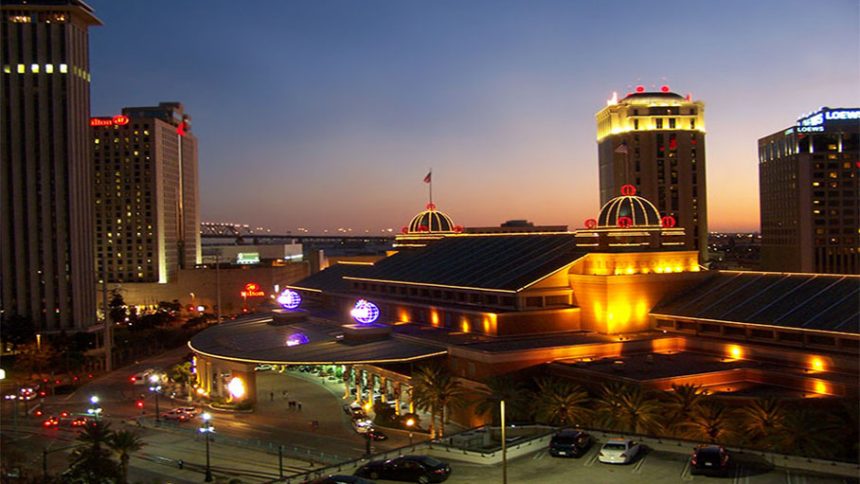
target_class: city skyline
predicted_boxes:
[87,0,860,233]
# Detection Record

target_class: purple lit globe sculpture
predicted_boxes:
[351,299,379,324]
[277,289,302,309]
[286,332,309,347]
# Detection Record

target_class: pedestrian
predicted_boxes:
[282,390,287,398]
[178,459,184,470]
[297,401,302,411]
[270,391,274,402]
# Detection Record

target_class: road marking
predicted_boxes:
[584,447,600,467]
[680,460,694,481]
[632,451,648,474]
[733,463,749,484]
[532,450,545,460]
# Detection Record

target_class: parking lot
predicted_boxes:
[342,444,856,484]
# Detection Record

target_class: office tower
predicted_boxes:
[92,102,201,283]
[1,1,100,332]
[758,107,859,274]
[90,103,201,283]
[595,86,708,261]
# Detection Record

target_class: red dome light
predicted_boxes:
[660,85,670,93]
[584,218,597,229]
[635,85,645,93]
[620,184,637,196]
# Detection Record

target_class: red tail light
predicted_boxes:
[136,400,145,409]
[130,376,137,383]
[60,411,69,418]
[35,409,43,416]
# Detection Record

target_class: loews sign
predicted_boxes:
[797,108,860,129]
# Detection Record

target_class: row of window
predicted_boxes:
[1,63,90,81]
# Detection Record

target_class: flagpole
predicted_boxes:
[429,169,433,206]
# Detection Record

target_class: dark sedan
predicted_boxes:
[690,445,731,476]
[355,455,451,483]
[548,429,592,458]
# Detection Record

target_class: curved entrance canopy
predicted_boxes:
[189,315,447,365]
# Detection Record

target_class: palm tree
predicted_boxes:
[663,384,706,436]
[532,376,591,427]
[411,365,466,438]
[473,376,528,425]
[109,430,146,484]
[594,383,662,434]
[681,401,738,443]
[738,397,785,447]
[771,406,840,458]
[66,420,121,483]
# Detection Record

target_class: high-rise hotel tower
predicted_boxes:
[92,102,201,283]
[596,86,707,261]
[758,107,859,274]
[1,0,100,331]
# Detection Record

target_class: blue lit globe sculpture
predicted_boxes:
[351,299,379,324]
[277,289,302,309]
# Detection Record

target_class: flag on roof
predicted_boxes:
[423,171,432,183]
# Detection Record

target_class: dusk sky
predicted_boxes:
[88,0,859,234]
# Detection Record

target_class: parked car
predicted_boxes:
[255,364,274,372]
[598,438,641,464]
[306,476,375,484]
[548,429,592,457]
[130,369,156,385]
[343,404,366,419]
[161,409,190,422]
[355,455,451,483]
[690,445,731,476]
[365,428,388,441]
[42,416,60,428]
[176,406,201,417]
[353,418,373,434]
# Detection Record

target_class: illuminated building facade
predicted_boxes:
[758,107,859,274]
[92,102,200,283]
[190,189,857,414]
[596,86,708,260]
[0,0,100,331]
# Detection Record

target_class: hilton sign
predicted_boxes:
[90,115,130,127]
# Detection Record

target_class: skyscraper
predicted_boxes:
[91,102,201,283]
[1,0,100,332]
[595,86,708,261]
[758,107,859,274]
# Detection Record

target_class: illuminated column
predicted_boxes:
[380,377,388,403]
[394,382,402,416]
[343,365,352,399]
[356,369,363,403]
[407,385,414,414]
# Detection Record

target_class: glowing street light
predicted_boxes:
[149,374,162,423]
[405,417,415,446]
[199,412,215,482]
[88,395,102,420]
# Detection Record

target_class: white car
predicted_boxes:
[353,418,373,434]
[598,438,641,464]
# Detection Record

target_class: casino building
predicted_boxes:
[189,187,859,423]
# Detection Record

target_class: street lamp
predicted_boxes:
[88,395,102,421]
[149,374,162,423]
[200,412,214,482]
[405,417,415,446]
[501,399,507,484]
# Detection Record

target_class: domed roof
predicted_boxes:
[597,185,661,228]
[405,203,457,233]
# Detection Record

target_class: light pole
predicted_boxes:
[200,412,214,482]
[149,374,162,423]
[88,395,102,421]
[501,399,507,484]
